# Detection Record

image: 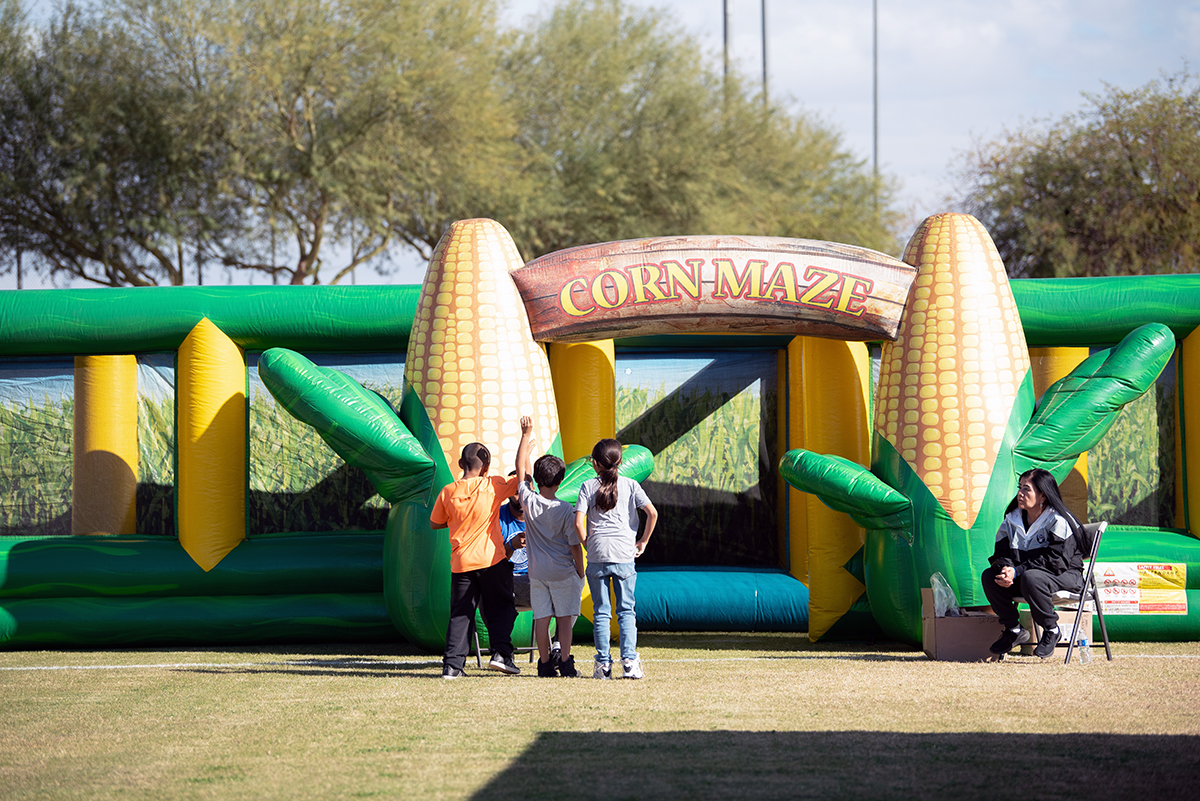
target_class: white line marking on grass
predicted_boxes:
[3,653,1198,672]
[0,658,444,672]
[1106,654,1200,658]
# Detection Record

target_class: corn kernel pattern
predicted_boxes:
[874,213,1029,529]
[404,219,561,474]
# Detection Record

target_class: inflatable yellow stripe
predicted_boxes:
[1182,328,1200,535]
[548,340,617,638]
[178,318,246,571]
[788,336,871,642]
[548,341,615,464]
[72,355,138,535]
[1029,347,1090,521]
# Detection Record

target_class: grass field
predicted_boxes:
[2,634,1198,800]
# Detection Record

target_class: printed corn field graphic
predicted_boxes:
[780,213,1175,643]
[256,219,651,649]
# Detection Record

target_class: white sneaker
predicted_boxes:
[621,656,643,679]
[592,659,612,679]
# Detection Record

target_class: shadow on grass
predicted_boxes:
[473,730,1200,800]
[637,631,918,655]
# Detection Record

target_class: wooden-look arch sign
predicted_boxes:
[509,235,918,343]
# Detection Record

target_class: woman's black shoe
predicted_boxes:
[989,626,1031,654]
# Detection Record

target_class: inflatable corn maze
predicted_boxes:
[2,213,1199,649]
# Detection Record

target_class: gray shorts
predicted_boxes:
[530,574,585,619]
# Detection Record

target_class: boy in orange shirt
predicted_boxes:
[431,436,531,678]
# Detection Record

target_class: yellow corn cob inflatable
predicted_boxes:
[876,213,1030,529]
[405,219,561,471]
[390,219,562,649]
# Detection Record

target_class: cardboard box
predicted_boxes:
[1017,608,1093,656]
[921,587,1002,662]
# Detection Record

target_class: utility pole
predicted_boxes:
[761,0,768,102]
[723,0,731,102]
[873,0,880,213]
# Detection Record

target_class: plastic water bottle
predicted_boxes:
[1079,636,1092,665]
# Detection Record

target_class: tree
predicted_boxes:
[1,0,900,287]
[958,71,1200,278]
[498,0,897,259]
[113,0,522,285]
[0,2,226,286]
[0,0,519,286]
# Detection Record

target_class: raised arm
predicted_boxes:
[515,416,534,485]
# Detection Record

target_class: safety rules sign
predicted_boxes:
[1092,563,1187,614]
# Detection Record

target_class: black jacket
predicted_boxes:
[988,507,1083,579]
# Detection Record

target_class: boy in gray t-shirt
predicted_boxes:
[516,417,585,678]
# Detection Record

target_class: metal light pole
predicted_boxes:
[873,0,880,214]
[723,0,731,84]
[762,0,768,102]
[873,0,878,180]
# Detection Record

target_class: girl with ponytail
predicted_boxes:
[574,438,658,680]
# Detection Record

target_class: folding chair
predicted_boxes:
[1019,521,1113,664]
[469,604,539,668]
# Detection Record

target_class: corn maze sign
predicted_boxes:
[509,235,919,343]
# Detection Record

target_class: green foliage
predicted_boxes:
[0,390,179,536]
[1,0,901,286]
[1088,362,1177,528]
[500,0,899,258]
[137,394,175,536]
[182,0,518,284]
[616,379,779,567]
[0,2,227,286]
[248,385,402,534]
[0,366,398,536]
[959,71,1200,278]
[0,395,72,536]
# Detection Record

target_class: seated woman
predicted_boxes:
[981,468,1085,658]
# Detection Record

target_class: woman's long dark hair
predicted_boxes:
[1006,468,1083,541]
[591,439,623,512]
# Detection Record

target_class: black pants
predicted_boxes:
[981,566,1083,630]
[444,560,517,670]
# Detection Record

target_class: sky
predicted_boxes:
[5,0,1198,290]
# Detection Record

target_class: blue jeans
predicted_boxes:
[587,561,637,663]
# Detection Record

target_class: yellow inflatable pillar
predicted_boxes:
[1181,329,1200,536]
[72,355,138,535]
[177,318,246,570]
[1176,357,1186,533]
[1029,347,1090,521]
[548,341,616,462]
[788,336,871,641]
[777,350,789,569]
[548,340,617,638]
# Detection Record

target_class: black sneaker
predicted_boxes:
[989,626,1031,654]
[557,655,578,678]
[536,658,557,677]
[442,665,465,679]
[487,653,520,675]
[550,640,561,664]
[1033,627,1060,658]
